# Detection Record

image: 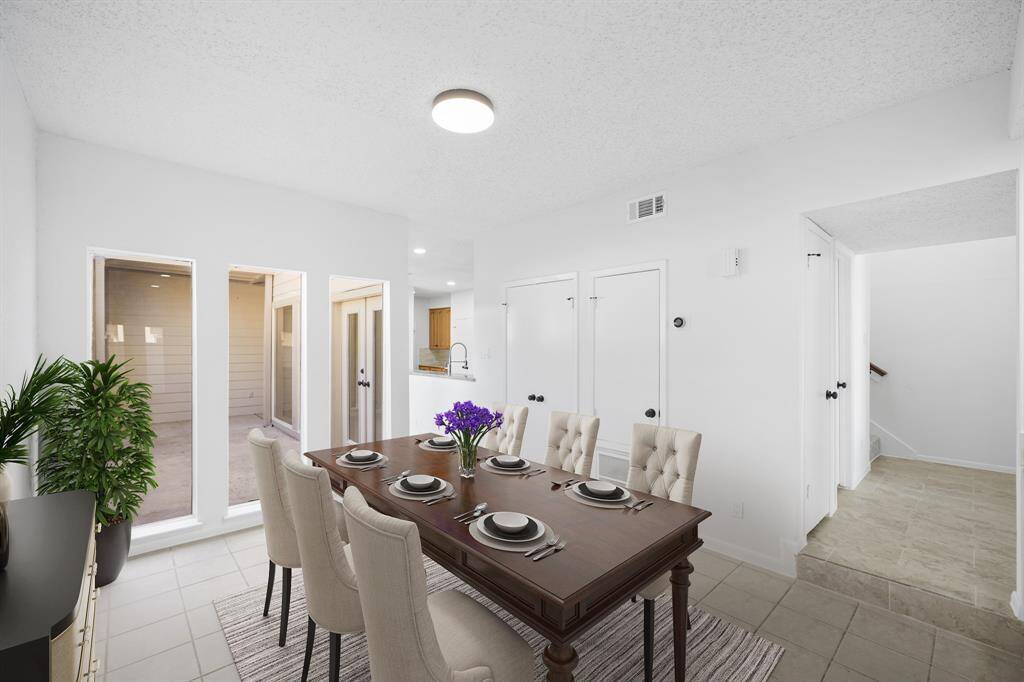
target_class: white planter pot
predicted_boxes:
[0,468,11,503]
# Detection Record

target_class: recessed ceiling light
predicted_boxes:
[413,247,427,255]
[150,284,160,288]
[160,273,171,278]
[446,281,456,287]
[432,89,494,134]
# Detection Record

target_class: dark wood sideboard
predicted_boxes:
[0,491,98,682]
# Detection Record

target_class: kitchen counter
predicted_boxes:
[410,370,476,382]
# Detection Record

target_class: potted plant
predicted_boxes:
[37,356,156,586]
[434,401,503,478]
[0,356,74,569]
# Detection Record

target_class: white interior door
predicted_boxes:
[592,267,663,448]
[835,248,853,492]
[506,276,577,462]
[334,295,384,446]
[803,222,836,533]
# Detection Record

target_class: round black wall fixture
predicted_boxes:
[673,317,685,328]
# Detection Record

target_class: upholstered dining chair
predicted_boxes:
[343,486,534,682]
[248,428,302,647]
[282,454,364,682]
[543,411,600,478]
[480,403,529,457]
[626,423,702,682]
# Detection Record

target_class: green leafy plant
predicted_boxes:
[0,355,75,471]
[37,356,157,526]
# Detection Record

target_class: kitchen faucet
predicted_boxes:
[447,342,469,376]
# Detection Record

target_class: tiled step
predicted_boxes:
[797,553,1024,657]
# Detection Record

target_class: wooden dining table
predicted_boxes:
[307,435,711,681]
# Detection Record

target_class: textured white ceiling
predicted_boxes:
[806,171,1018,253]
[0,0,1018,242]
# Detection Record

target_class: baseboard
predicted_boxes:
[870,421,918,459]
[847,462,871,490]
[879,450,1015,475]
[700,536,797,578]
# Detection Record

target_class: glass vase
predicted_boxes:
[457,441,477,479]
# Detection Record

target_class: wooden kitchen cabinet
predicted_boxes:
[429,307,451,349]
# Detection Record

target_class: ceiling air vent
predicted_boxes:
[628,192,666,223]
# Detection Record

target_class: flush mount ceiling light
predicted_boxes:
[446,280,456,287]
[432,89,494,134]
[413,247,427,255]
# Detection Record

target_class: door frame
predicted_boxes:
[834,243,854,491]
[502,272,580,411]
[587,260,668,443]
[271,295,302,438]
[799,218,838,535]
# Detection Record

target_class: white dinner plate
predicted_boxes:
[570,482,630,503]
[340,450,382,464]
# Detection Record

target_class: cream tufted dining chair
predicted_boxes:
[543,411,600,477]
[343,486,534,682]
[480,403,529,457]
[282,454,363,682]
[248,429,302,647]
[626,423,702,682]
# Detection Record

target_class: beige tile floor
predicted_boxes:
[137,416,300,525]
[93,527,1023,681]
[806,456,1016,616]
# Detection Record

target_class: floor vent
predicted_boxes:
[628,193,665,223]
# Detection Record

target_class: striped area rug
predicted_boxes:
[214,558,782,681]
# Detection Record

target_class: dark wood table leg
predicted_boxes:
[543,641,579,681]
[671,558,694,681]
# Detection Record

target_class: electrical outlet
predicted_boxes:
[731,502,744,519]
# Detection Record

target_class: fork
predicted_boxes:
[551,478,577,489]
[359,463,387,472]
[424,492,456,505]
[524,535,560,558]
[460,509,487,524]
[635,500,655,512]
[532,541,567,562]
[381,469,412,483]
[520,468,545,478]
[623,499,643,511]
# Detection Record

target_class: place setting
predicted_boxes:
[458,508,563,559]
[384,472,456,502]
[417,434,457,452]
[563,478,653,511]
[480,453,541,476]
[334,448,388,470]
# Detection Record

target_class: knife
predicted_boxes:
[531,541,566,562]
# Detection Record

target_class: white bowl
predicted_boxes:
[346,449,377,462]
[404,474,436,490]
[491,512,529,534]
[494,455,522,467]
[585,481,617,495]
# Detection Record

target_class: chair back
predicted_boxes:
[626,424,702,503]
[248,428,301,567]
[282,454,363,634]
[480,403,528,456]
[343,487,451,681]
[544,411,600,477]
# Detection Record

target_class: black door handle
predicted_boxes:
[527,394,536,401]
[644,408,657,418]
[536,395,545,403]
[837,381,847,389]
[825,390,838,400]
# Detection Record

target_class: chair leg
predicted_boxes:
[329,632,341,682]
[643,598,654,682]
[687,608,692,631]
[279,567,292,647]
[262,561,276,617]
[301,617,315,682]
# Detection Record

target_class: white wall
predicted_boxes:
[849,254,872,486]
[0,44,37,500]
[35,134,410,549]
[869,237,1017,472]
[472,73,1021,575]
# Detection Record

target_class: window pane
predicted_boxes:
[347,312,359,440]
[373,308,383,439]
[229,270,300,507]
[274,305,293,424]
[98,256,192,525]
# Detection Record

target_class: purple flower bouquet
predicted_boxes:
[434,401,503,478]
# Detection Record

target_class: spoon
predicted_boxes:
[460,508,488,524]
[524,535,560,558]
[454,502,487,520]
[382,469,412,483]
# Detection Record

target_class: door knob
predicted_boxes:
[644,408,657,418]
[825,390,838,400]
[527,394,536,401]
[536,395,545,403]
[837,381,847,389]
